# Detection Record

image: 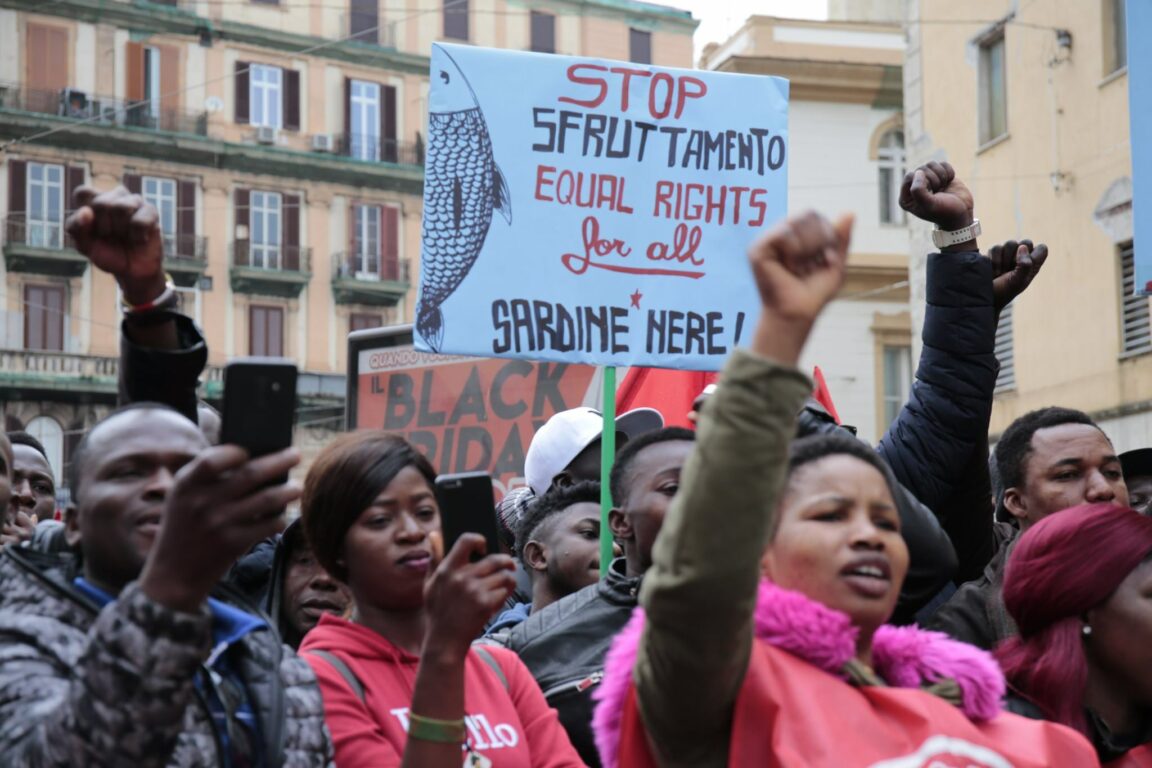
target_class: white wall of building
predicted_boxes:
[799,297,907,445]
[788,99,907,256]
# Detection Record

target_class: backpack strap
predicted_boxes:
[473,646,509,691]
[307,650,366,704]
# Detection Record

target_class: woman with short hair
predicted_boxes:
[298,432,583,768]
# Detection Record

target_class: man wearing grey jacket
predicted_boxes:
[0,187,333,767]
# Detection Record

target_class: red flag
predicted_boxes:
[811,366,841,424]
[616,367,717,429]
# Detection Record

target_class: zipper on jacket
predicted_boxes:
[541,670,604,700]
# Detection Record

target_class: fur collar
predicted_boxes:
[593,580,1005,768]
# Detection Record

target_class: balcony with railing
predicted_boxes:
[335,134,425,166]
[0,349,119,398]
[0,83,210,136]
[230,241,312,298]
[161,233,210,286]
[331,250,410,306]
[2,216,87,277]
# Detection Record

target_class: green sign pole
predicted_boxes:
[599,366,616,577]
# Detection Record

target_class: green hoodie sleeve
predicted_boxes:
[633,349,811,767]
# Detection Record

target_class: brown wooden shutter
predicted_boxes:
[122,173,141,195]
[343,78,352,150]
[283,69,300,131]
[234,187,250,266]
[282,193,300,270]
[25,284,65,351]
[125,42,144,101]
[65,166,85,215]
[159,45,180,113]
[235,62,250,124]
[382,205,399,281]
[250,305,284,356]
[177,180,196,258]
[8,160,27,215]
[27,24,68,93]
[381,84,397,162]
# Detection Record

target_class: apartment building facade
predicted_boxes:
[0,0,696,484]
[903,0,1141,446]
[701,13,911,443]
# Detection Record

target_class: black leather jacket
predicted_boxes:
[499,557,640,768]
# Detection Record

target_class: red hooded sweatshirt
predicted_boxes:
[299,613,584,768]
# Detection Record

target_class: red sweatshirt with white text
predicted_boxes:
[300,613,585,768]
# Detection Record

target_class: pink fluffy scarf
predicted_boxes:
[592,580,1006,768]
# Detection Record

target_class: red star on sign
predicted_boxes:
[629,289,643,309]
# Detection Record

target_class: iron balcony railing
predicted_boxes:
[332,251,409,282]
[336,133,425,165]
[231,241,312,273]
[3,216,76,251]
[0,82,210,136]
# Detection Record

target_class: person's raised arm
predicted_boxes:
[878,162,1047,514]
[633,211,850,766]
[66,186,206,422]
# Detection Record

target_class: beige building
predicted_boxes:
[0,0,696,488]
[903,0,1141,446]
[702,12,912,443]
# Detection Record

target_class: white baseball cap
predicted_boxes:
[524,407,665,495]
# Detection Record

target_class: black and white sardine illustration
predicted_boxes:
[417,45,512,352]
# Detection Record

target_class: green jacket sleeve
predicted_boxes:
[633,349,811,767]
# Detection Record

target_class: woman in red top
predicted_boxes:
[999,502,1152,767]
[297,432,584,768]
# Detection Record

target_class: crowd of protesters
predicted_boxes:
[1,160,1151,767]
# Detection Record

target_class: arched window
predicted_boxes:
[25,416,64,482]
[877,129,905,225]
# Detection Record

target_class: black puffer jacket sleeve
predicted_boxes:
[118,313,208,424]
[878,251,998,515]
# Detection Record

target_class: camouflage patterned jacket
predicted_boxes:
[0,547,334,767]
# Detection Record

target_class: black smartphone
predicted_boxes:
[435,472,501,559]
[220,358,297,484]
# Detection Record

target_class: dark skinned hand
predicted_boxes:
[66,186,166,306]
[423,534,516,661]
[899,161,975,231]
[988,239,1049,314]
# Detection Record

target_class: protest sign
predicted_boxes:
[1131,0,1151,294]
[415,43,789,370]
[348,326,599,497]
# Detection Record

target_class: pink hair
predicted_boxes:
[997,503,1152,735]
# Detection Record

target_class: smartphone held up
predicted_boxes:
[435,472,503,561]
[220,358,298,486]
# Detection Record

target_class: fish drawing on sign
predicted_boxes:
[417,46,512,352]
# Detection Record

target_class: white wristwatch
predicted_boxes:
[931,219,981,249]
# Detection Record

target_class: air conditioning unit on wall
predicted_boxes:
[255,125,278,144]
[311,133,333,152]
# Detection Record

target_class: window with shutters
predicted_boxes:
[352,204,381,278]
[877,130,905,225]
[444,0,469,41]
[350,80,381,161]
[24,284,65,351]
[994,303,1016,392]
[531,11,556,53]
[251,191,282,269]
[142,177,177,253]
[881,345,912,427]
[1120,242,1151,357]
[978,32,1007,145]
[1104,0,1127,76]
[27,163,65,249]
[350,313,383,332]
[350,0,378,43]
[250,64,282,129]
[250,305,284,357]
[143,47,161,119]
[629,28,652,64]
